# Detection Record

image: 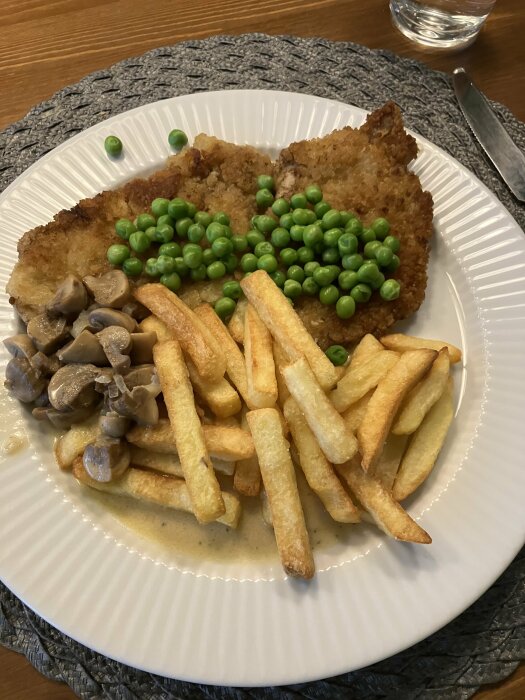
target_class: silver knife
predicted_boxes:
[452,67,525,202]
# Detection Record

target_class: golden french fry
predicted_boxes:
[153,340,224,523]
[247,408,314,579]
[72,459,240,528]
[380,333,462,364]
[260,489,273,527]
[240,270,339,390]
[233,410,261,496]
[243,304,278,409]
[129,447,234,477]
[393,380,454,501]
[369,434,409,491]
[392,348,450,435]
[342,390,374,433]
[138,314,172,342]
[358,349,437,470]
[282,356,358,464]
[126,419,254,461]
[53,416,99,470]
[227,298,247,344]
[335,459,431,544]
[283,397,360,523]
[135,284,226,383]
[330,349,399,413]
[186,359,241,418]
[350,333,384,365]
[272,340,291,406]
[193,303,252,408]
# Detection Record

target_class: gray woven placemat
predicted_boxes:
[1,34,524,700]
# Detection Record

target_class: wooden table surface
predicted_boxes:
[0,0,523,697]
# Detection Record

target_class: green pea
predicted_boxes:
[145,226,159,243]
[172,257,189,277]
[257,175,274,192]
[212,236,234,258]
[122,257,143,276]
[287,265,305,283]
[375,245,394,267]
[186,202,197,219]
[372,217,390,240]
[364,241,382,259]
[104,135,123,157]
[129,231,150,254]
[272,198,290,217]
[319,285,339,305]
[224,254,238,274]
[357,261,381,285]
[304,261,320,277]
[283,279,302,299]
[321,209,342,230]
[115,218,136,240]
[168,129,188,150]
[156,214,175,229]
[270,270,286,288]
[151,198,170,218]
[336,295,356,319]
[256,188,274,208]
[160,272,181,292]
[322,248,340,265]
[338,270,359,291]
[339,211,355,226]
[145,257,160,277]
[187,223,205,244]
[207,261,226,280]
[159,242,182,258]
[183,244,203,269]
[313,266,336,287]
[338,232,358,256]
[345,218,363,236]
[156,255,176,275]
[371,271,386,290]
[241,253,258,273]
[279,212,294,230]
[323,228,342,248]
[257,254,278,273]
[221,225,233,239]
[176,218,193,238]
[290,193,307,209]
[232,235,249,253]
[194,211,213,228]
[253,241,274,258]
[327,264,341,279]
[155,224,175,244]
[351,283,372,303]
[303,223,323,248]
[383,235,400,254]
[107,244,130,266]
[314,201,331,218]
[191,264,207,282]
[223,280,242,300]
[280,247,298,267]
[297,247,315,265]
[255,215,277,233]
[385,254,400,273]
[167,198,189,221]
[213,211,230,226]
[215,296,237,320]
[380,279,401,300]
[325,345,348,366]
[305,185,323,204]
[302,277,319,296]
[246,230,265,248]
[342,253,364,271]
[206,222,226,243]
[290,225,304,243]
[136,213,157,231]
[360,228,376,244]
[202,248,217,266]
[292,208,316,226]
[270,227,291,248]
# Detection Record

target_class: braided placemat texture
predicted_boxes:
[1,34,524,699]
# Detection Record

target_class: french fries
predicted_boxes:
[243,304,278,409]
[233,410,261,496]
[282,356,358,464]
[380,333,462,364]
[240,270,339,390]
[393,380,454,501]
[369,434,409,491]
[72,459,241,528]
[129,447,234,477]
[153,340,225,523]
[135,284,226,383]
[335,459,431,544]
[247,408,315,579]
[272,341,291,406]
[330,349,399,413]
[227,297,247,344]
[138,314,172,342]
[186,360,241,418]
[53,416,99,470]
[350,333,384,365]
[358,349,437,470]
[342,390,374,433]
[392,348,450,435]
[284,397,360,523]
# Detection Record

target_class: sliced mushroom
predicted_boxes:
[26,313,69,354]
[122,300,150,321]
[83,270,131,309]
[4,358,47,403]
[71,310,97,338]
[109,380,161,426]
[122,364,156,389]
[32,404,98,429]
[88,308,137,333]
[30,352,62,377]
[57,330,108,365]
[3,334,37,360]
[83,437,130,482]
[130,332,157,364]
[33,389,49,407]
[99,412,130,438]
[47,274,88,318]
[47,364,100,411]
[96,327,132,371]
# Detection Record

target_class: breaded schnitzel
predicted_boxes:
[6,102,433,347]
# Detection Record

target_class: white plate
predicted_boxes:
[0,90,524,687]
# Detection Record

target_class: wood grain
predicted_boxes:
[1,0,523,697]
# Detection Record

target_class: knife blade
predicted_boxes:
[452,67,525,203]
